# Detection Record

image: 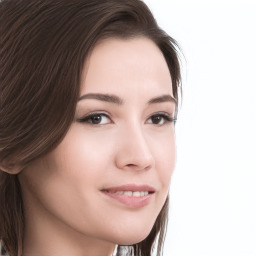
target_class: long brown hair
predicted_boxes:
[0,0,181,255]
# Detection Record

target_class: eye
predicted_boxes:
[78,113,111,125]
[146,113,176,126]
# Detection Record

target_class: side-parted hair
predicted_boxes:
[0,0,181,255]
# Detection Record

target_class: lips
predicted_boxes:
[110,191,149,197]
[101,184,155,208]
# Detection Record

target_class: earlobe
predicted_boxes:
[0,163,23,174]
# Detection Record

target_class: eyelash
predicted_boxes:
[148,113,176,125]
[78,112,111,125]
[78,112,176,126]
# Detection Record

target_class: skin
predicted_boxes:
[18,37,176,256]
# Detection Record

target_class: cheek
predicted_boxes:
[150,129,176,185]
[157,138,175,216]
[54,125,113,175]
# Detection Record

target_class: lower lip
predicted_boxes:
[102,191,154,208]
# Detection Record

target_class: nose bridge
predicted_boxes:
[115,121,155,171]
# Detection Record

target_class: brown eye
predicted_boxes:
[90,115,102,124]
[146,113,175,126]
[151,115,162,124]
[79,113,111,125]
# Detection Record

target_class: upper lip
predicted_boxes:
[101,184,156,193]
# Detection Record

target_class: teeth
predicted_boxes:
[123,191,133,196]
[113,191,149,197]
[133,191,141,197]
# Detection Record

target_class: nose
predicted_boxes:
[114,124,155,171]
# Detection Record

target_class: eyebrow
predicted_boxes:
[148,94,177,105]
[78,93,177,105]
[78,93,123,105]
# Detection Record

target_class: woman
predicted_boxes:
[0,0,181,255]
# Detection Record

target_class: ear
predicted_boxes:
[0,163,23,174]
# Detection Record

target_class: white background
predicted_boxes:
[144,1,256,256]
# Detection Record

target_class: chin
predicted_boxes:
[114,235,149,246]
[122,235,150,246]
[109,224,154,246]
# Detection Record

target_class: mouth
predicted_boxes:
[104,190,151,197]
[101,184,155,208]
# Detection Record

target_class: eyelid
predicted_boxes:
[146,111,177,125]
[77,111,112,124]
[147,111,176,120]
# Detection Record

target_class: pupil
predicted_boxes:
[91,115,102,124]
[152,115,161,124]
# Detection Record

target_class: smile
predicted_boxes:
[108,191,149,197]
[101,184,155,208]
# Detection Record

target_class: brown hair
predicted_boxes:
[0,0,181,255]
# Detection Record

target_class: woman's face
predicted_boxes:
[19,37,176,252]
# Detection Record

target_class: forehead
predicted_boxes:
[80,37,173,98]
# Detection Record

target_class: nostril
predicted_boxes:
[127,164,135,167]
[125,163,152,171]
[144,164,152,171]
